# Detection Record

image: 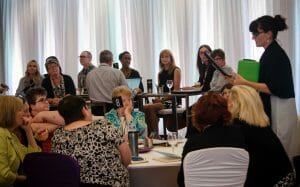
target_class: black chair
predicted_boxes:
[23,152,80,187]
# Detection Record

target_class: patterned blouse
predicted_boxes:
[105,109,147,138]
[51,119,129,186]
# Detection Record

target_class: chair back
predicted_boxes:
[23,152,80,187]
[183,147,249,187]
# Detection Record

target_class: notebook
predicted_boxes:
[238,59,260,82]
[126,78,141,90]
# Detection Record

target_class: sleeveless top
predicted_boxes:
[158,67,179,92]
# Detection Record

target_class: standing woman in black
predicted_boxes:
[231,15,297,157]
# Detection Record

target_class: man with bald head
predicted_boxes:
[78,51,95,94]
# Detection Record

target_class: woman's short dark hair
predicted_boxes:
[118,51,130,61]
[211,49,225,60]
[249,14,288,39]
[58,95,86,124]
[191,92,231,132]
[25,87,47,105]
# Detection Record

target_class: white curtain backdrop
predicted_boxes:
[0,0,299,114]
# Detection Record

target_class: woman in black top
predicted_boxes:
[230,15,297,157]
[196,44,215,92]
[143,49,181,137]
[119,51,144,92]
[228,85,294,186]
[177,92,246,187]
[42,56,76,110]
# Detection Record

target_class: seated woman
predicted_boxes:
[42,56,76,110]
[105,85,147,138]
[228,85,294,186]
[143,49,181,137]
[177,92,246,187]
[51,95,131,187]
[25,87,64,152]
[15,59,43,97]
[0,96,41,187]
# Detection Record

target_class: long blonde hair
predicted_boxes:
[0,96,24,128]
[229,85,269,127]
[25,60,42,85]
[159,49,177,75]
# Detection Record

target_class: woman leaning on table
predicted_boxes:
[51,95,131,187]
[0,96,41,187]
[229,15,297,157]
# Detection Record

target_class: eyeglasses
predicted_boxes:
[252,31,265,37]
[36,98,48,103]
[214,57,223,61]
[79,56,88,58]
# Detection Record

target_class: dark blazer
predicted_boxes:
[42,74,76,98]
[259,40,295,119]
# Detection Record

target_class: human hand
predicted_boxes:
[225,73,247,85]
[48,97,61,106]
[16,174,27,181]
[35,128,49,141]
[124,101,133,115]
[152,98,162,103]
[21,116,33,131]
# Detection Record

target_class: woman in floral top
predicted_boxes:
[51,95,131,187]
[105,85,147,139]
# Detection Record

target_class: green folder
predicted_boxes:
[238,59,260,82]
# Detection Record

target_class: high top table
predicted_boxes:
[137,88,202,133]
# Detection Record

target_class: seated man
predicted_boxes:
[86,50,127,116]
[209,49,233,92]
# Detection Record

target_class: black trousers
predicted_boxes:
[91,103,113,116]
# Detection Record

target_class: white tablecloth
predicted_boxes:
[128,141,185,187]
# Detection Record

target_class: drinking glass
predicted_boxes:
[166,80,173,94]
[167,132,178,153]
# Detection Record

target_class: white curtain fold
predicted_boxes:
[0,0,299,114]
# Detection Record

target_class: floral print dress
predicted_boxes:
[51,119,129,187]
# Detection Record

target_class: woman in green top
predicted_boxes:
[0,96,41,187]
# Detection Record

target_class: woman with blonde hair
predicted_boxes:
[0,96,41,187]
[15,60,43,97]
[143,49,181,137]
[105,85,147,138]
[228,85,294,186]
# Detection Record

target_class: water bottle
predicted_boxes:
[128,129,139,160]
[147,79,153,93]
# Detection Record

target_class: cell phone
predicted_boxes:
[112,96,123,109]
[113,63,119,69]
